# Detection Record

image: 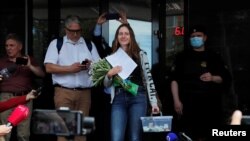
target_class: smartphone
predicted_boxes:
[81,60,88,65]
[34,87,42,96]
[31,109,83,136]
[16,57,28,65]
[105,13,120,20]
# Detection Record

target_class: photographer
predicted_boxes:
[0,33,45,141]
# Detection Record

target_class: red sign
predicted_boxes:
[174,26,184,36]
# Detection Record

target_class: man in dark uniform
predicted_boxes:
[170,25,232,141]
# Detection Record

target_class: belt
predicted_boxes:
[54,84,87,91]
[115,86,145,92]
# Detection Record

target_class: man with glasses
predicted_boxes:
[44,15,100,141]
[65,27,82,38]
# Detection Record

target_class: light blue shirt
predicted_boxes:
[93,24,102,36]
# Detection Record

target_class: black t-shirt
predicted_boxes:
[171,49,230,94]
[170,49,232,117]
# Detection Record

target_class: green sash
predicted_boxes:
[113,76,139,96]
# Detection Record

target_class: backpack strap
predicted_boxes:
[56,37,92,53]
[56,37,63,54]
[84,38,92,52]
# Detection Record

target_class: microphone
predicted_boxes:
[6,65,17,74]
[7,105,29,127]
[166,132,178,141]
[0,64,17,79]
[179,132,193,141]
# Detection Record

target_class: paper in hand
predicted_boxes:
[105,48,137,79]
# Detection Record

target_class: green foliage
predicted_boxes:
[90,59,112,86]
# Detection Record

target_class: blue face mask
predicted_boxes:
[190,37,204,48]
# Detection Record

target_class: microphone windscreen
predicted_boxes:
[166,132,178,141]
[7,105,29,126]
[7,64,17,73]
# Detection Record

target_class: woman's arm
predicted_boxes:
[0,90,37,112]
[103,66,122,87]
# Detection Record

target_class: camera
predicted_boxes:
[16,57,28,65]
[105,13,120,20]
[241,115,250,125]
[31,109,95,136]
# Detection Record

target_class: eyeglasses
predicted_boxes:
[65,27,82,34]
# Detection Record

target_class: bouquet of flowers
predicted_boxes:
[90,58,111,86]
[90,58,139,95]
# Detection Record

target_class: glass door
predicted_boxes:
[165,0,184,68]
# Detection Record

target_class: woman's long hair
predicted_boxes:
[111,24,141,60]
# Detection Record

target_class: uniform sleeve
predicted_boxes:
[169,52,183,82]
[211,52,232,89]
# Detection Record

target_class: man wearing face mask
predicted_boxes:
[170,25,232,141]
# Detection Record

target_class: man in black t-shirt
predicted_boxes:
[170,25,232,141]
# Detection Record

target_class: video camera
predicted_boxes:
[31,108,95,136]
[241,115,250,125]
